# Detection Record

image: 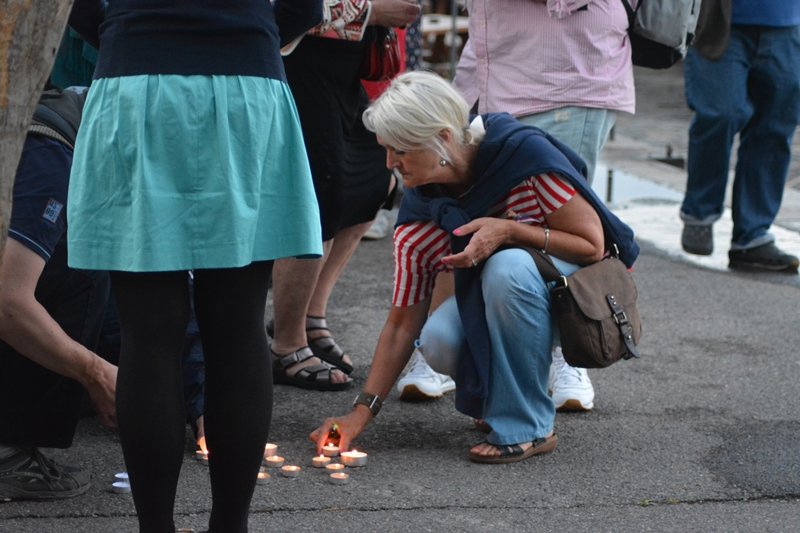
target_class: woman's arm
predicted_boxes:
[309,299,430,452]
[308,0,419,42]
[443,193,605,268]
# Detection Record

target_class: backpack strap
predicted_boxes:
[28,87,88,150]
[620,0,636,29]
[28,122,74,149]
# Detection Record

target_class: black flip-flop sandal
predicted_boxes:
[468,434,558,464]
[270,345,352,392]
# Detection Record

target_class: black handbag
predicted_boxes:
[529,249,642,368]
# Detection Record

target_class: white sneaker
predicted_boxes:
[396,349,456,401]
[363,209,395,240]
[548,346,594,411]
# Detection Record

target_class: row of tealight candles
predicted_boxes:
[196,436,368,485]
[261,441,368,485]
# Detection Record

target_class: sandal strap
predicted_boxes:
[305,315,330,333]
[309,336,343,358]
[293,363,337,384]
[271,346,316,370]
[498,444,524,457]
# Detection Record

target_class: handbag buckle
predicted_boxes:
[608,294,629,325]
[613,309,629,326]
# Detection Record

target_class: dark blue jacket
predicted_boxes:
[396,112,639,417]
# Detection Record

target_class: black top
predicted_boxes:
[9,136,72,261]
[69,0,322,80]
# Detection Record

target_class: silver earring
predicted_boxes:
[439,159,447,167]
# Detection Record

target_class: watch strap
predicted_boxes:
[353,392,383,417]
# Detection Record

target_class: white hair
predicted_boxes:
[362,71,477,163]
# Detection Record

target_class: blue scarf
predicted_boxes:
[396,112,639,418]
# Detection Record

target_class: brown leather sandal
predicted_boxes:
[468,434,558,464]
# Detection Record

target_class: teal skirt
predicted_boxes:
[68,75,322,272]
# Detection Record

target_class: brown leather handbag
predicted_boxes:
[360,26,402,82]
[530,249,642,368]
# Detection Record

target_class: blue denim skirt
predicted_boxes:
[68,74,322,272]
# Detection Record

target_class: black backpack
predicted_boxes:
[622,0,703,69]
[29,87,88,149]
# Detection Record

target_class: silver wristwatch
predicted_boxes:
[353,392,383,417]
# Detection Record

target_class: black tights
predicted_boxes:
[111,262,273,533]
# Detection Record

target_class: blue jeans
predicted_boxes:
[418,248,579,446]
[681,25,800,249]
[518,107,617,185]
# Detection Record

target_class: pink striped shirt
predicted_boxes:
[454,0,636,117]
[392,172,576,307]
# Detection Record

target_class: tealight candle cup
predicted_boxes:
[311,455,331,468]
[265,455,285,468]
[325,463,345,473]
[256,468,270,485]
[263,443,278,458]
[328,472,350,485]
[340,450,368,467]
[321,444,340,457]
[280,465,301,478]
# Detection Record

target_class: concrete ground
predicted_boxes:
[2,66,800,532]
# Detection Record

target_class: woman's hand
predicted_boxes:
[369,0,421,28]
[442,217,514,268]
[309,408,373,453]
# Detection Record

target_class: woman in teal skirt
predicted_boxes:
[67,2,323,532]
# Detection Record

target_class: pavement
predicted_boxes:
[2,66,800,533]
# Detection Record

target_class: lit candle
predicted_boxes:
[264,455,285,468]
[322,443,340,457]
[325,463,345,473]
[280,465,301,478]
[311,455,331,468]
[263,442,278,458]
[328,472,350,485]
[111,480,131,494]
[256,468,270,485]
[339,449,368,467]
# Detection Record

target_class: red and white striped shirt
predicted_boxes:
[392,172,576,307]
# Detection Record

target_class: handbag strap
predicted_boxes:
[528,248,565,285]
[607,294,641,359]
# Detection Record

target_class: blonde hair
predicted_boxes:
[362,71,476,163]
